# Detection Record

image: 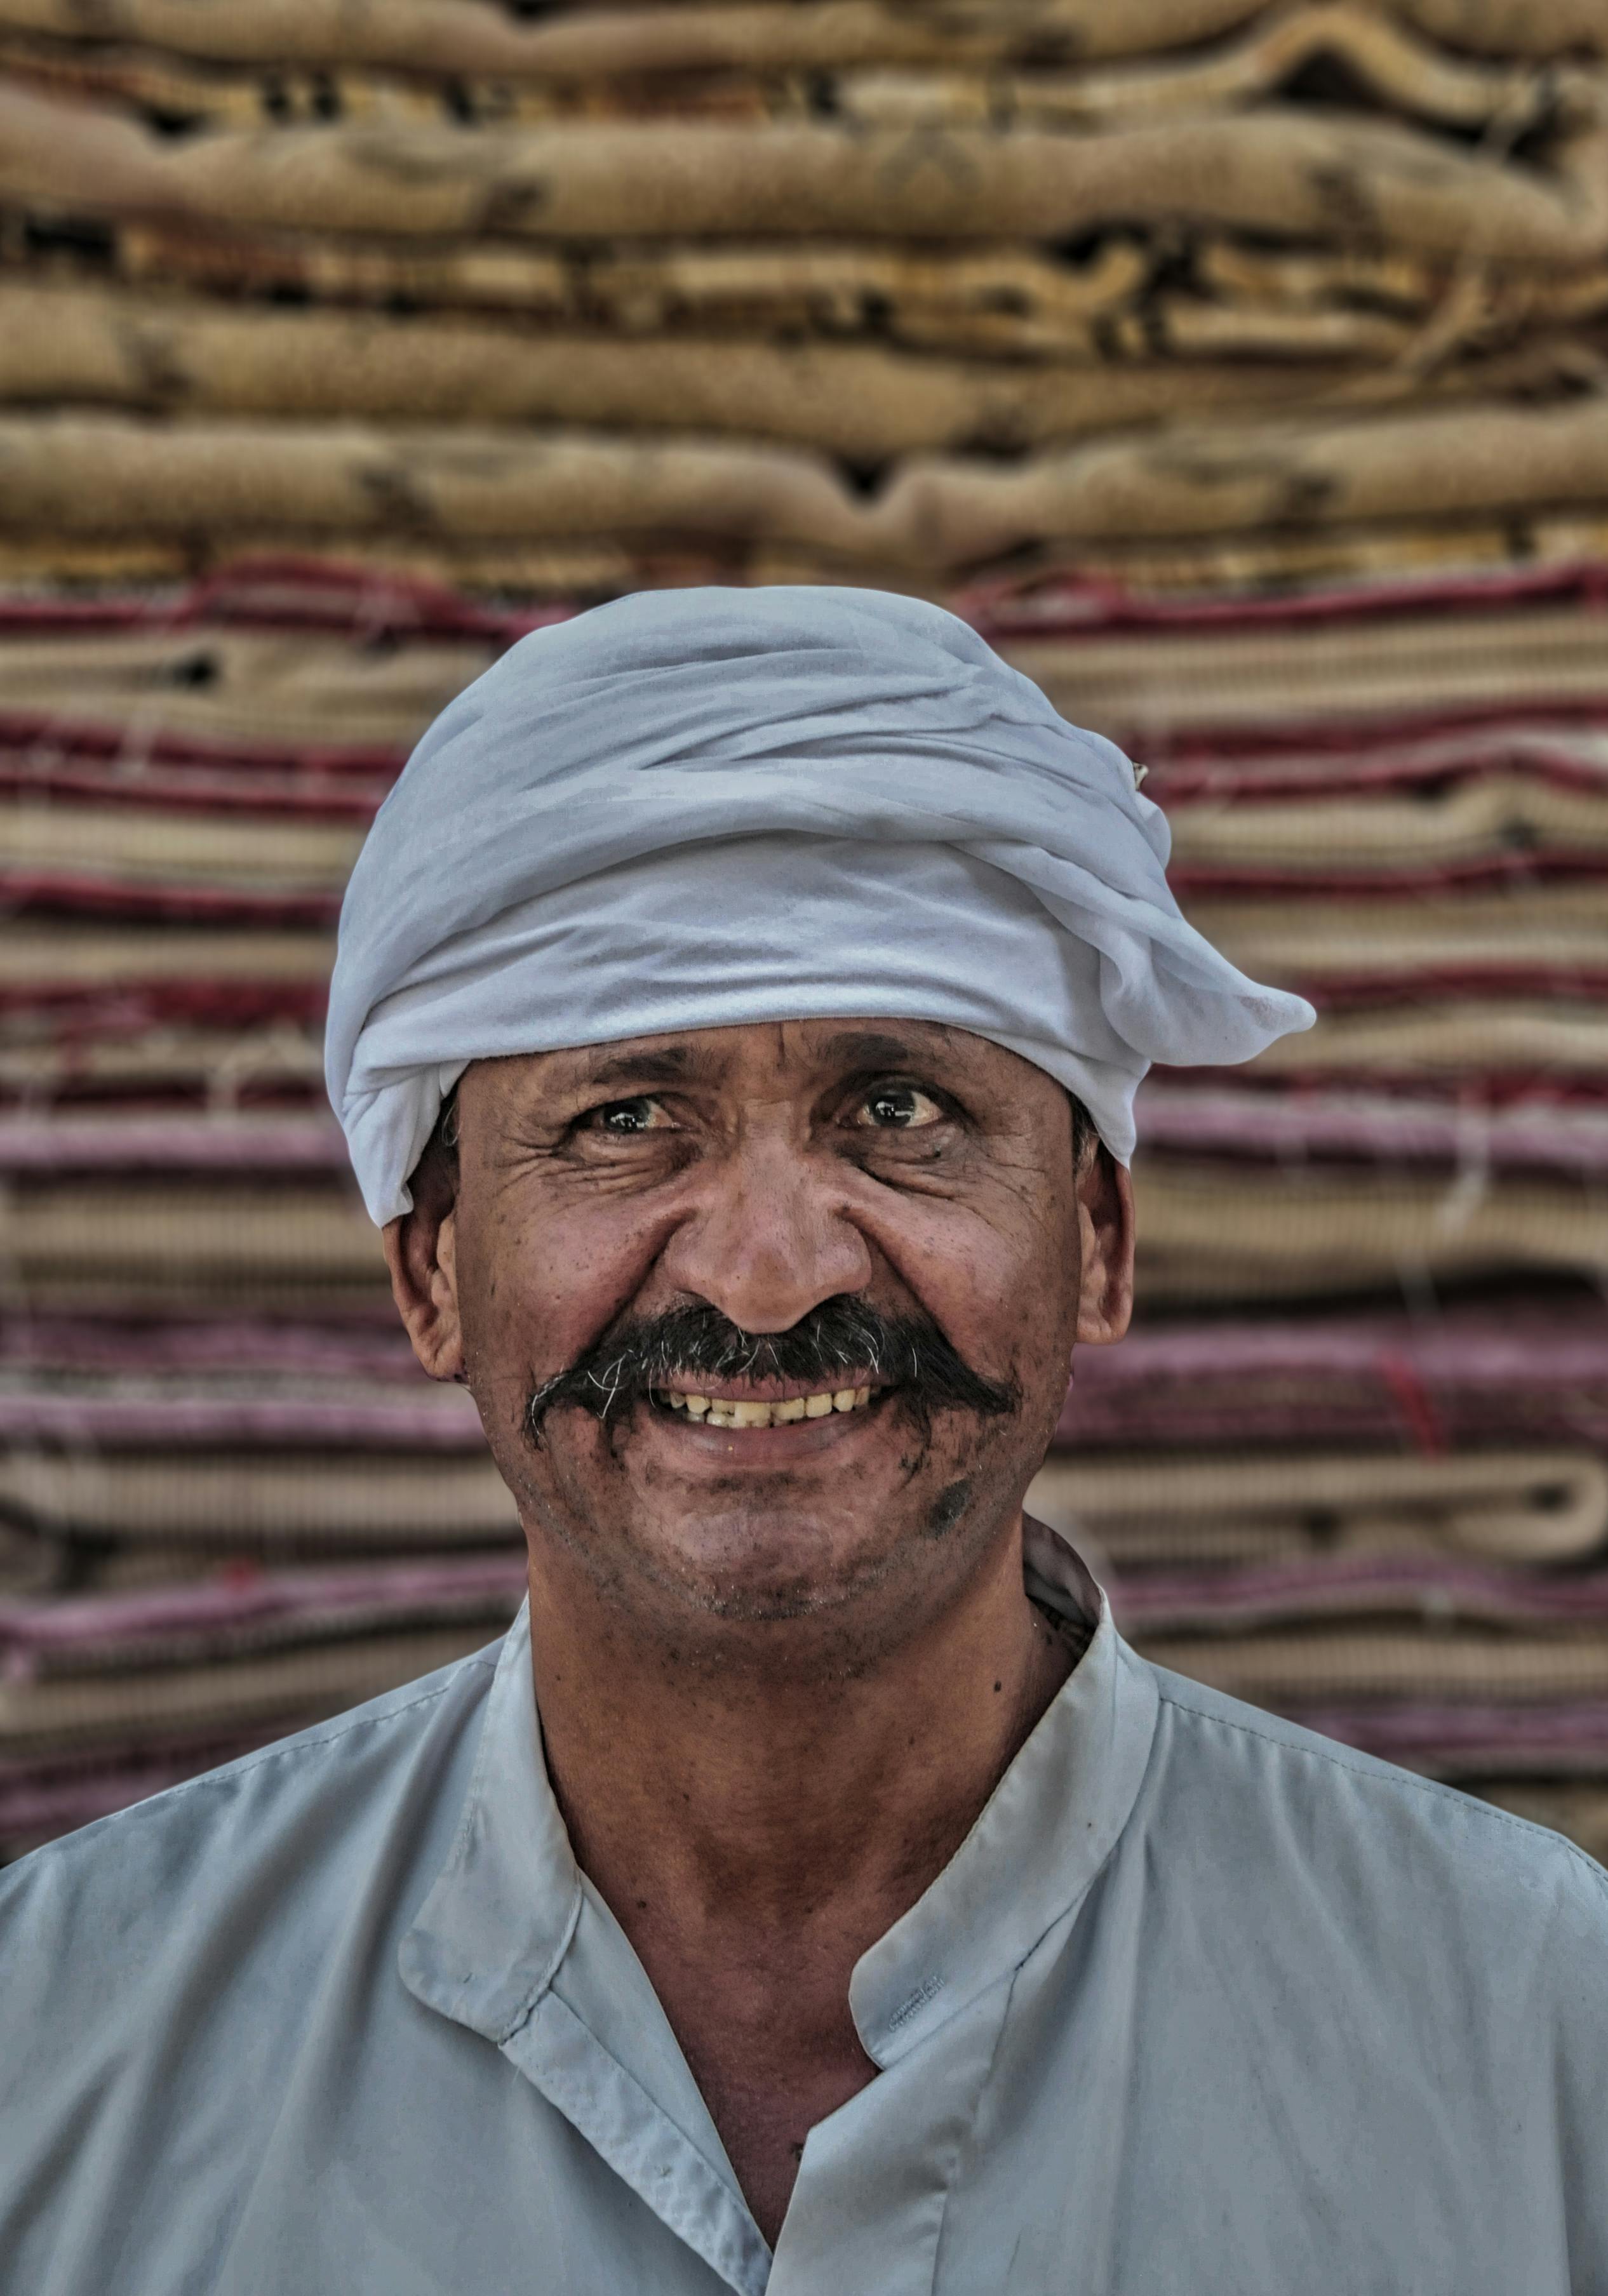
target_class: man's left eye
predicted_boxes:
[857,1085,944,1130]
[589,1097,667,1134]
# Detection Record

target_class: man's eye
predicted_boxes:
[856,1085,944,1130]
[586,1097,667,1135]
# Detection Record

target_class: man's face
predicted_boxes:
[391,1020,1132,1669]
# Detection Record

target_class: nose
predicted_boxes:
[657,1128,874,1333]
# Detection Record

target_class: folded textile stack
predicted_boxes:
[2,0,1608,1857]
[0,0,1603,593]
[999,562,1608,1846]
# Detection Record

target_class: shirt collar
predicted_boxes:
[399,1597,581,2043]
[848,1522,1159,2065]
[401,1524,1158,2066]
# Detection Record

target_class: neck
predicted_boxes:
[524,1512,1075,2246]
[526,1514,1073,1937]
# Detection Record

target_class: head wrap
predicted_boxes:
[327,585,1312,1224]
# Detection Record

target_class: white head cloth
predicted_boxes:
[327,585,1313,1224]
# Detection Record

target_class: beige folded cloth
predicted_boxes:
[0,1623,496,1754]
[0,0,1597,77]
[0,284,1402,461]
[1188,890,1608,991]
[0,521,1600,603]
[1167,780,1608,872]
[1132,1157,1608,1299]
[884,397,1608,567]
[1132,1629,1608,1705]
[0,415,870,556]
[1405,0,1605,56]
[1242,1002,1608,1078]
[0,0,1270,76]
[0,81,1597,264]
[1198,239,1608,327]
[0,624,492,747]
[0,1451,517,1545]
[838,7,1564,135]
[980,512,1608,601]
[1028,1450,1608,1567]
[0,1182,382,1287]
[107,231,1144,347]
[10,398,1608,571]
[0,1025,325,1104]
[0,803,364,891]
[1007,601,1608,738]
[0,921,335,991]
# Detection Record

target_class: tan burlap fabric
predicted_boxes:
[1028,1449,1608,1566]
[1,80,1600,262]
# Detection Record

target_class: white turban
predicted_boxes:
[327,585,1312,1224]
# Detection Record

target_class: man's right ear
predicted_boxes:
[382,1190,465,1384]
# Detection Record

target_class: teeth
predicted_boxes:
[659,1387,878,1429]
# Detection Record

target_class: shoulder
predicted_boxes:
[0,1643,506,2285]
[0,1639,501,2045]
[1139,1658,1608,1983]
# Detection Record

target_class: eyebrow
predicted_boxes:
[566,1045,714,1090]
[817,1027,955,1072]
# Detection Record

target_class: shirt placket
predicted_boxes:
[501,1990,771,2295]
[766,1972,1017,2296]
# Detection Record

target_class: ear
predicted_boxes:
[1073,1147,1135,1347]
[382,1185,464,1383]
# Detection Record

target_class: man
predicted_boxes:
[2,589,1605,2294]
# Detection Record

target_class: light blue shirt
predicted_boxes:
[4,1525,1607,2293]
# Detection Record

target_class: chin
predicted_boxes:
[619,1489,996,1655]
[657,1512,904,1620]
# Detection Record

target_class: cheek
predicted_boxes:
[455,1192,663,1383]
[869,1181,1080,1374]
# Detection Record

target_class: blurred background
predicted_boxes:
[1,0,1607,1862]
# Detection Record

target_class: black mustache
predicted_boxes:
[525,1296,1018,1441]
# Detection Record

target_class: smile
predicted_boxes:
[653,1385,876,1429]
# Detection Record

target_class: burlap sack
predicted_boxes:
[1,80,1598,264]
[0,0,1596,76]
[1133,1156,1608,1298]
[836,7,1562,135]
[0,414,869,554]
[873,396,1608,565]
[1189,895,1608,990]
[8,399,1608,571]
[0,283,1385,460]
[1133,1629,1608,1705]
[0,1624,497,1754]
[1167,779,1608,871]
[2,1180,380,1285]
[1028,1448,1608,1563]
[0,1024,325,1106]
[0,0,1284,76]
[0,921,334,991]
[1006,597,1608,731]
[0,1449,515,1543]
[0,625,490,748]
[1242,1000,1608,1076]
